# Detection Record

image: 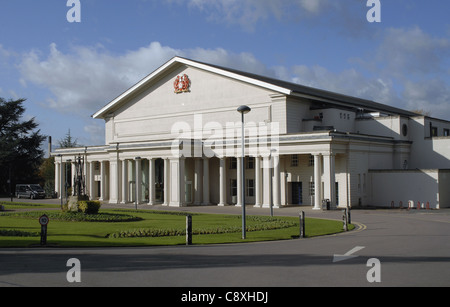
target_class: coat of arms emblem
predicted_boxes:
[173,74,191,93]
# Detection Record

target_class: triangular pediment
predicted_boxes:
[93,56,290,120]
[96,57,286,144]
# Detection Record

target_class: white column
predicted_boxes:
[194,158,202,205]
[236,157,242,207]
[323,153,336,208]
[163,158,169,206]
[169,157,185,207]
[254,156,262,207]
[115,159,120,204]
[273,154,281,208]
[262,156,272,208]
[135,158,142,204]
[313,154,322,210]
[71,162,76,196]
[109,160,119,204]
[148,158,156,205]
[89,161,95,200]
[84,160,90,199]
[121,159,128,204]
[202,157,210,205]
[54,161,60,198]
[218,157,226,206]
[100,161,106,201]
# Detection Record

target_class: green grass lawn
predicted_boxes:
[0,201,354,248]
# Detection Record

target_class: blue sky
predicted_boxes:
[0,0,449,149]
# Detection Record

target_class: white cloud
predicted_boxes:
[170,0,364,32]
[18,42,273,116]
[18,25,450,124]
[82,121,105,146]
[402,79,450,115]
[376,27,450,78]
[19,42,178,115]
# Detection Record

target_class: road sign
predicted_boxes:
[39,214,49,226]
[39,215,49,246]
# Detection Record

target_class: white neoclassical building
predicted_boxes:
[52,57,450,209]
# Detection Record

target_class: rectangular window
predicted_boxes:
[309,182,315,196]
[246,179,254,197]
[291,155,298,167]
[335,182,339,206]
[230,158,237,169]
[358,174,361,194]
[431,126,438,137]
[246,157,255,169]
[230,179,237,197]
[363,173,366,194]
[309,155,314,167]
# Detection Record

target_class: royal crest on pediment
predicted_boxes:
[173,74,191,94]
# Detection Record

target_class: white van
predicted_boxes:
[15,184,46,199]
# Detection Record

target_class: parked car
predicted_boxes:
[15,184,46,199]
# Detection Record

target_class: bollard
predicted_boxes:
[186,215,192,246]
[299,211,305,238]
[342,209,348,231]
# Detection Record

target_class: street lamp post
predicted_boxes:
[237,105,251,239]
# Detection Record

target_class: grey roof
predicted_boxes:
[184,57,418,118]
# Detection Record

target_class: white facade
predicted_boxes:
[52,57,450,209]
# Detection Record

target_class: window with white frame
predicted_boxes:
[309,182,315,196]
[230,179,237,197]
[291,155,298,167]
[308,155,314,167]
[246,179,254,197]
[230,158,237,169]
[246,157,255,169]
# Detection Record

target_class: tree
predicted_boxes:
[58,129,79,148]
[39,156,55,198]
[0,98,46,195]
[411,109,431,117]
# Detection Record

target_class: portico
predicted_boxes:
[54,133,342,211]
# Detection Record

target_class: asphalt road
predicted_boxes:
[1,199,449,288]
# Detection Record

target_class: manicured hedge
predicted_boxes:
[78,200,101,214]
[107,215,298,238]
[0,211,142,222]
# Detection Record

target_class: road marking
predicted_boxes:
[333,246,365,263]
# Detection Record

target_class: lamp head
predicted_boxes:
[237,105,251,114]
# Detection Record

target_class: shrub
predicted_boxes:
[0,229,39,237]
[77,201,101,214]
